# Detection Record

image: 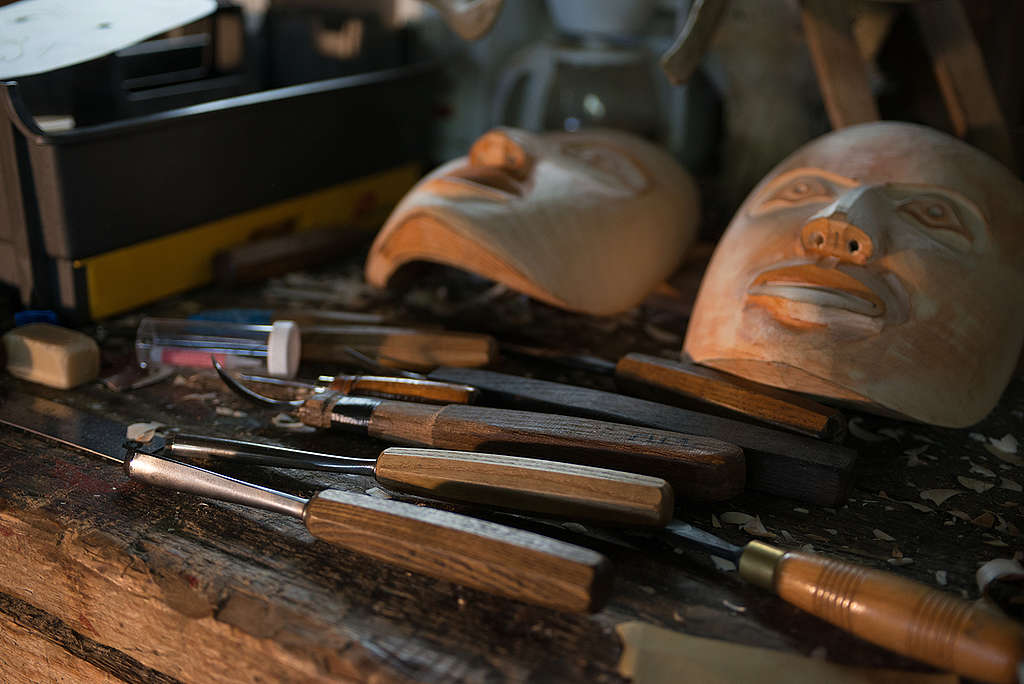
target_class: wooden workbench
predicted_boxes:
[0,262,1020,683]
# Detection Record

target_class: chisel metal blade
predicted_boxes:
[0,393,128,464]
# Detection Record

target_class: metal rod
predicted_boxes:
[125,452,308,519]
[213,358,299,407]
[169,433,376,475]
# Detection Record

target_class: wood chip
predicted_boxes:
[848,417,888,442]
[780,530,795,543]
[935,570,947,586]
[872,529,896,541]
[984,539,1010,547]
[126,422,163,443]
[711,514,721,528]
[995,516,1021,537]
[741,516,776,539]
[793,508,809,514]
[182,392,218,401]
[878,428,904,440]
[887,558,914,566]
[720,512,755,526]
[1000,478,1022,492]
[984,443,1024,465]
[988,433,1019,454]
[710,556,736,572]
[969,462,996,478]
[215,406,248,418]
[721,600,746,613]
[957,476,994,493]
[969,432,988,442]
[970,512,995,528]
[920,489,963,506]
[271,413,316,432]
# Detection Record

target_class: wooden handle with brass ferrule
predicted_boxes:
[302,326,497,370]
[327,375,479,405]
[738,541,1024,684]
[304,488,611,613]
[615,353,846,440]
[374,447,674,526]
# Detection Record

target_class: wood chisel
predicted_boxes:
[502,344,845,440]
[428,367,856,506]
[661,520,1024,684]
[0,392,612,613]
[236,371,480,405]
[167,434,674,526]
[216,361,746,503]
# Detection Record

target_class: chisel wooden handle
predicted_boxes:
[362,402,744,502]
[302,326,497,370]
[328,375,479,405]
[740,542,1024,684]
[375,447,674,526]
[305,489,611,613]
[615,353,846,440]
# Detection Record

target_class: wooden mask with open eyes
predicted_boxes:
[685,122,1024,427]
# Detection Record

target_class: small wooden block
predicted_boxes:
[615,353,845,440]
[2,323,99,389]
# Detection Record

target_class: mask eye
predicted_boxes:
[752,177,837,215]
[558,142,648,193]
[897,196,973,245]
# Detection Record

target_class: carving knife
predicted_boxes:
[217,362,746,503]
[501,344,845,440]
[427,367,855,506]
[0,392,612,612]
[661,520,1024,684]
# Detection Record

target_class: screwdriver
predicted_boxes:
[236,371,479,406]
[215,360,746,503]
[167,434,674,527]
[125,450,612,613]
[664,520,1024,684]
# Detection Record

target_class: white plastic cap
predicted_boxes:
[267,320,301,377]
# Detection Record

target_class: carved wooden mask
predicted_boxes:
[685,122,1024,427]
[365,127,699,316]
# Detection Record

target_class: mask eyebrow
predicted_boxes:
[748,167,860,217]
[883,183,990,248]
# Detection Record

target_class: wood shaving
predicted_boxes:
[985,443,1024,464]
[805,533,830,543]
[271,413,316,432]
[904,445,929,457]
[711,514,721,528]
[878,428,904,440]
[848,417,888,442]
[1000,478,1022,492]
[920,489,963,506]
[800,544,815,552]
[173,375,189,385]
[872,529,896,541]
[995,517,1020,537]
[988,433,1019,454]
[182,392,218,401]
[970,512,995,529]
[957,476,994,493]
[949,510,971,521]
[983,539,1010,547]
[878,491,934,513]
[793,508,809,514]
[710,556,736,572]
[741,516,776,539]
[935,570,948,586]
[721,600,746,613]
[887,558,914,566]
[215,406,248,418]
[824,528,837,535]
[780,530,795,543]
[720,512,755,526]
[969,462,996,478]
[126,422,163,443]
[911,435,937,444]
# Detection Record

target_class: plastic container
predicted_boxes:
[135,317,301,378]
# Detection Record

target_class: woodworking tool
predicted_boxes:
[301,325,497,370]
[662,520,1024,684]
[427,367,856,506]
[0,392,612,613]
[168,433,674,526]
[215,360,746,503]
[501,344,846,440]
[236,371,480,406]
[124,450,612,613]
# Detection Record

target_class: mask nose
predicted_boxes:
[801,214,873,264]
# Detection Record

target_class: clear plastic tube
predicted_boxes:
[135,317,301,377]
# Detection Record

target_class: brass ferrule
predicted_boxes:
[738,541,786,591]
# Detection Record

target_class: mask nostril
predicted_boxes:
[848,239,859,253]
[813,233,825,247]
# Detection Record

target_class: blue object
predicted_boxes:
[14,310,58,326]
[189,308,273,324]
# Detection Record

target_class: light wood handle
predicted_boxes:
[373,447,674,526]
[329,376,479,405]
[303,489,611,612]
[368,402,745,503]
[771,550,1024,684]
[302,326,497,370]
[615,353,845,440]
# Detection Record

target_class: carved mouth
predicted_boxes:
[748,264,886,317]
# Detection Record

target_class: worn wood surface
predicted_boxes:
[0,262,1021,682]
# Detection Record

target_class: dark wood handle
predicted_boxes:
[772,551,1024,684]
[367,402,744,503]
[302,326,496,370]
[303,489,612,612]
[615,353,845,440]
[329,376,479,405]
[374,447,674,526]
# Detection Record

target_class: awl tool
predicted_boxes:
[216,361,746,503]
[502,344,845,440]
[0,392,611,613]
[168,433,674,526]
[662,521,1024,684]
[428,367,856,506]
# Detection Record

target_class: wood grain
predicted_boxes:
[329,375,478,405]
[367,402,745,503]
[302,326,496,370]
[800,0,880,128]
[615,354,845,440]
[772,551,1024,684]
[303,489,612,613]
[373,447,674,526]
[912,0,1015,169]
[429,367,856,506]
